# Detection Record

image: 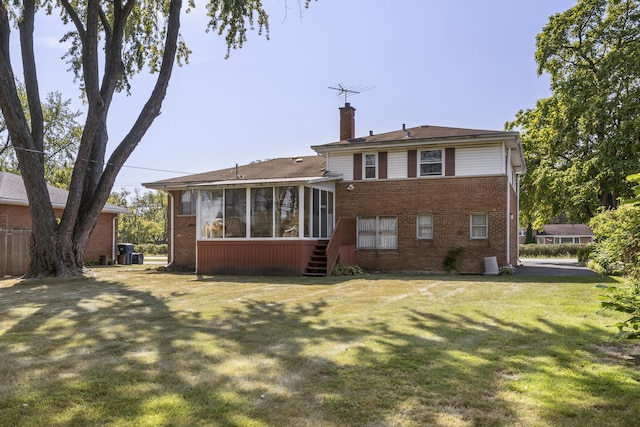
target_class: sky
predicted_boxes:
[16,0,577,191]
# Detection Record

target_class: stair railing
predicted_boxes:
[325,217,356,276]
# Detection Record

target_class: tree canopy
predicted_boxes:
[507,0,640,228]
[0,86,81,188]
[0,0,310,278]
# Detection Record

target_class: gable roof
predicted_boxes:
[0,171,127,214]
[538,224,594,237]
[143,156,330,190]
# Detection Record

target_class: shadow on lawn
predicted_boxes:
[193,271,617,285]
[0,277,637,426]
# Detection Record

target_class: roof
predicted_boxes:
[143,156,329,190]
[312,124,519,148]
[0,171,127,214]
[538,224,594,237]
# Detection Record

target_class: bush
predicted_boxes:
[577,243,595,263]
[519,243,584,258]
[589,205,640,278]
[134,243,168,255]
[443,246,464,272]
[597,281,640,339]
[332,264,365,276]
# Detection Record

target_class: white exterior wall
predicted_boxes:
[455,145,503,176]
[387,151,408,179]
[327,153,353,181]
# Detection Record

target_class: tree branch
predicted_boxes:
[18,0,44,154]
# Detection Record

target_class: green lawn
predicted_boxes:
[0,266,638,426]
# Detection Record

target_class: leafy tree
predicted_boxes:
[507,0,640,228]
[0,88,81,188]
[0,0,311,277]
[110,188,167,245]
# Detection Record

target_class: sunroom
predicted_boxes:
[191,177,340,276]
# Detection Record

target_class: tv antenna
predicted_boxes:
[329,83,376,104]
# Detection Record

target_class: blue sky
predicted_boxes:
[23,1,577,190]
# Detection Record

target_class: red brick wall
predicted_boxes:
[336,176,511,274]
[0,203,117,262]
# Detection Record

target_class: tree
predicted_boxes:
[1,87,82,188]
[0,1,308,278]
[110,188,167,245]
[507,0,640,228]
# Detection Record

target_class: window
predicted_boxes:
[358,216,398,249]
[224,188,247,237]
[554,237,579,244]
[180,190,197,215]
[275,186,300,237]
[201,190,224,237]
[364,153,377,179]
[417,214,433,239]
[251,188,273,237]
[470,213,488,239]
[419,150,442,176]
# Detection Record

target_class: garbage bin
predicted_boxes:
[132,252,144,265]
[117,243,135,265]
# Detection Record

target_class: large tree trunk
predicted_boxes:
[0,0,182,278]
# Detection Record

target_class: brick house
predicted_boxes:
[143,104,525,275]
[0,171,127,275]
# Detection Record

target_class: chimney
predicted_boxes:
[339,103,356,140]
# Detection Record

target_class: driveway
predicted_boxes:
[515,258,599,276]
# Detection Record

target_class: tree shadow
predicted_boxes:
[0,276,637,425]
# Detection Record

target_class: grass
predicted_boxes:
[0,266,639,426]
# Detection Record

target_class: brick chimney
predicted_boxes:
[339,103,356,141]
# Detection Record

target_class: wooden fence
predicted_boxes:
[0,228,31,277]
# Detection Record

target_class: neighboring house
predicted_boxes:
[534,224,594,245]
[143,103,526,276]
[0,171,127,275]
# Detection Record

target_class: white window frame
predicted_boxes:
[417,214,433,239]
[418,149,443,177]
[364,153,377,180]
[357,216,398,249]
[470,213,488,239]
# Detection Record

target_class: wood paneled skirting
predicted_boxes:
[197,240,319,276]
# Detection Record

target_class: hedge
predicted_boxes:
[519,243,591,259]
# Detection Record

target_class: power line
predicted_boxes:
[8,145,196,175]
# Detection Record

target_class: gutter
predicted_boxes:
[166,188,175,267]
[506,145,512,266]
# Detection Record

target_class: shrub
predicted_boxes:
[519,243,584,258]
[499,265,515,275]
[443,246,464,272]
[134,243,168,255]
[589,204,640,278]
[597,282,640,339]
[332,264,365,276]
[577,243,595,263]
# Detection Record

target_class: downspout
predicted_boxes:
[506,144,512,266]
[516,173,521,264]
[166,189,175,267]
[112,215,118,262]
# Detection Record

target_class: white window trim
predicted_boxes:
[363,152,378,180]
[416,214,434,239]
[418,149,443,177]
[470,213,488,239]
